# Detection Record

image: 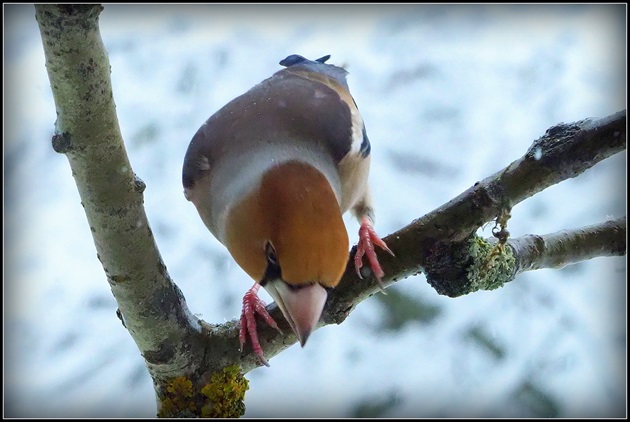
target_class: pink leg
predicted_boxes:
[239,283,281,367]
[354,216,394,286]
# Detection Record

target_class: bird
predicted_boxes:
[182,53,393,366]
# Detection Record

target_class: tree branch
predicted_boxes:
[230,112,627,373]
[36,4,627,416]
[509,217,626,273]
[35,3,205,388]
[394,110,627,297]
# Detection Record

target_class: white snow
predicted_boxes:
[4,4,626,418]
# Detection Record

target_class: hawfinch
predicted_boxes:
[183,54,392,366]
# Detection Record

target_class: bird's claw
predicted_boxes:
[239,284,282,367]
[354,217,394,290]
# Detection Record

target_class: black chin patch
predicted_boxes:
[260,261,282,286]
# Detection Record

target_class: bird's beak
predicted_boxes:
[263,280,328,347]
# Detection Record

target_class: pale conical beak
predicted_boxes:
[263,280,328,346]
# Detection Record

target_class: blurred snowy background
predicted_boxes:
[4,4,626,418]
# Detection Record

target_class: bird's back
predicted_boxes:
[182,55,371,242]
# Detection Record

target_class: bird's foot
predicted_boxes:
[354,217,394,288]
[239,283,282,367]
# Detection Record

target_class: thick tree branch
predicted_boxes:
[395,111,626,297]
[35,3,205,389]
[36,4,627,416]
[411,111,626,245]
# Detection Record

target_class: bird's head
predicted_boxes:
[224,160,349,346]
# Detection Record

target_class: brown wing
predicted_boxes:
[182,69,355,192]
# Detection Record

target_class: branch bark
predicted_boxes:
[36,4,627,417]
[509,217,626,273]
[35,2,206,391]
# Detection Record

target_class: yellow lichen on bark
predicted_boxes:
[157,366,249,418]
[200,365,249,418]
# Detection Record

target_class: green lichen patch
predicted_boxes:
[467,235,516,292]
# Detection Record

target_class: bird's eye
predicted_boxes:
[265,242,278,265]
